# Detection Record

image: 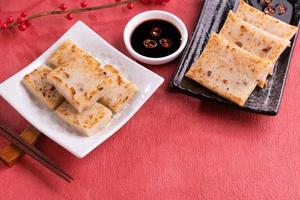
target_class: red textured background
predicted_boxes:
[1,0,300,199]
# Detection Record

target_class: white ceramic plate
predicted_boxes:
[0,21,164,158]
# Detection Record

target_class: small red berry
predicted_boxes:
[59,3,67,11]
[18,24,27,31]
[6,16,14,24]
[80,1,88,8]
[25,21,31,27]
[17,16,25,24]
[1,23,8,30]
[21,11,27,18]
[66,13,73,20]
[127,3,134,9]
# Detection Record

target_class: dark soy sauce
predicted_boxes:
[131,19,182,58]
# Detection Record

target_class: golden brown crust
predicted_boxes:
[47,61,115,113]
[47,39,100,68]
[185,33,270,106]
[236,0,298,40]
[22,65,64,110]
[98,65,138,113]
[55,102,112,136]
[219,11,290,80]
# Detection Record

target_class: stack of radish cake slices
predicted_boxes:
[186,0,298,106]
[22,40,138,136]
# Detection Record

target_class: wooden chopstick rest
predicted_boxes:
[0,126,40,167]
[0,125,73,182]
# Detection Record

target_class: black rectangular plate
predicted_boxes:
[171,0,300,116]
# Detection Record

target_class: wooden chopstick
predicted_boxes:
[0,126,41,167]
[0,125,73,182]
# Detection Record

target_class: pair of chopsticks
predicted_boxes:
[0,125,73,182]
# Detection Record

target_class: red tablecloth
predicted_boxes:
[1,0,300,199]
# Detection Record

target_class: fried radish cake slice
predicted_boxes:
[219,11,290,78]
[236,0,298,41]
[47,61,114,113]
[185,33,270,106]
[22,65,64,110]
[55,102,112,136]
[47,39,100,68]
[99,65,138,113]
